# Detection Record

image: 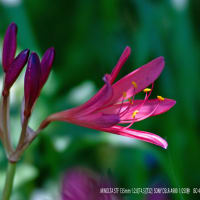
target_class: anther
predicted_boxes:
[131,81,137,88]
[143,88,151,93]
[123,91,127,98]
[157,96,165,101]
[132,110,139,118]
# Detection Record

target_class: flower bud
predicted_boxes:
[3,49,29,96]
[40,47,55,88]
[2,23,17,72]
[24,52,41,117]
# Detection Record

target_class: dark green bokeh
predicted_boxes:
[0,0,200,199]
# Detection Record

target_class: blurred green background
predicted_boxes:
[0,0,200,199]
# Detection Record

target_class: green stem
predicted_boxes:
[2,95,13,154]
[16,116,29,151]
[2,162,16,200]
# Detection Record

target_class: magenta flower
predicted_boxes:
[40,47,175,149]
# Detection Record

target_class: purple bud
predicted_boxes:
[3,49,29,95]
[24,53,41,117]
[40,47,55,88]
[2,23,18,72]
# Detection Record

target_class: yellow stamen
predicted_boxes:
[123,91,127,98]
[157,95,165,101]
[131,81,137,88]
[132,110,139,118]
[143,88,152,93]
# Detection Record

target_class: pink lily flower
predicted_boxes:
[40,47,176,149]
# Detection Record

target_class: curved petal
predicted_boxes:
[99,125,168,149]
[100,98,176,122]
[41,113,167,149]
[41,110,119,129]
[110,46,131,84]
[59,47,130,116]
[109,57,165,105]
[67,74,113,116]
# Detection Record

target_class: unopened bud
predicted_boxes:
[24,52,41,117]
[3,49,29,95]
[2,23,17,72]
[40,47,55,88]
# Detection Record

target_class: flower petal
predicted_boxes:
[2,23,17,72]
[110,46,131,84]
[100,98,176,122]
[84,113,120,128]
[109,57,165,104]
[67,74,113,116]
[45,110,119,129]
[99,125,168,149]
[40,112,167,148]
[57,47,130,116]
[4,49,29,93]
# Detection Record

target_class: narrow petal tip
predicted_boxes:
[157,98,176,115]
[8,23,18,34]
[22,49,30,55]
[30,52,40,64]
[158,56,164,61]
[171,99,176,106]
[123,46,131,54]
[110,46,131,83]
[156,56,165,67]
[10,22,17,27]
[49,47,55,52]
[153,56,165,70]
[163,142,168,149]
[124,46,131,53]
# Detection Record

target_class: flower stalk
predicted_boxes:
[1,93,13,156]
[16,116,29,152]
[2,162,16,200]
